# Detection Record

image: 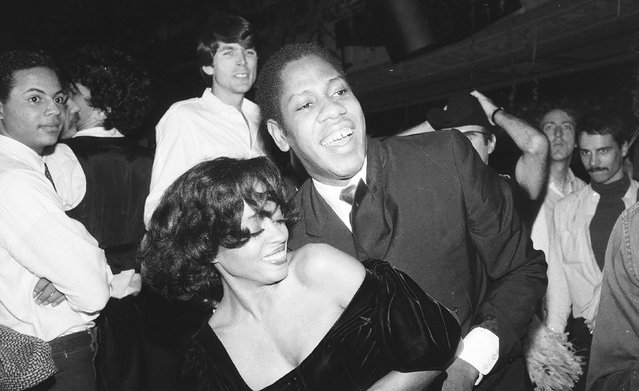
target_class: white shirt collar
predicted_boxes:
[0,134,46,172]
[312,158,368,231]
[201,87,259,117]
[72,126,125,138]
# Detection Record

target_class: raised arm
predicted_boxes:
[471,90,549,200]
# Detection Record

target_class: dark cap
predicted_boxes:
[427,92,492,130]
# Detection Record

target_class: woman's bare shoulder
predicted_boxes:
[289,244,365,307]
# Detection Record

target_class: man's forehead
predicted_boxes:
[217,42,253,50]
[578,132,616,147]
[542,110,575,125]
[11,67,62,93]
[281,57,343,89]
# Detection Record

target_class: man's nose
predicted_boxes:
[318,99,347,122]
[46,99,61,116]
[236,51,247,65]
[553,126,562,139]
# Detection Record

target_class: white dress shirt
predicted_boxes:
[144,88,266,226]
[312,158,498,381]
[530,169,586,331]
[531,169,586,257]
[0,135,111,341]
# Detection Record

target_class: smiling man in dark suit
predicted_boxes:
[256,42,546,391]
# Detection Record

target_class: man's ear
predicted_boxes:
[267,119,290,152]
[0,101,4,120]
[201,65,214,76]
[621,140,629,157]
[487,134,497,155]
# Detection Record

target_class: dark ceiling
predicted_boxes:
[350,0,639,113]
[1,0,638,115]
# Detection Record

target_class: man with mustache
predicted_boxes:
[258,42,546,391]
[548,110,638,390]
[144,15,268,226]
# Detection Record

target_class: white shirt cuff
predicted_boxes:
[457,327,499,384]
[109,270,142,299]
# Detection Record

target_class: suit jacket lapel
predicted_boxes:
[298,181,357,257]
[351,138,396,261]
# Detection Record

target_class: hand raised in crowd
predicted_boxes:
[470,90,501,126]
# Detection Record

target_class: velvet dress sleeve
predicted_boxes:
[365,259,462,372]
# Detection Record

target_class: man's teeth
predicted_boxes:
[263,249,287,263]
[321,129,353,146]
[235,73,248,78]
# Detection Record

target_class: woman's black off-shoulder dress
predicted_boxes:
[181,259,462,390]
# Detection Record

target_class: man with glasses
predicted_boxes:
[427,91,549,206]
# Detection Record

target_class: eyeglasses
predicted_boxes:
[445,128,493,138]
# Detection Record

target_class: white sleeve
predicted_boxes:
[46,143,86,211]
[144,108,199,227]
[0,172,111,313]
[457,327,499,381]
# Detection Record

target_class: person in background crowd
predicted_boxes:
[0,49,111,391]
[532,107,587,301]
[586,200,639,390]
[427,90,549,225]
[520,106,589,391]
[60,45,154,391]
[257,42,546,391]
[547,110,638,390]
[144,15,268,226]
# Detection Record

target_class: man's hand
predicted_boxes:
[470,90,500,125]
[441,358,480,391]
[33,277,66,306]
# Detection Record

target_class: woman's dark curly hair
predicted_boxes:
[64,45,151,135]
[140,156,297,301]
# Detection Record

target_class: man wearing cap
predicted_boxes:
[259,42,547,391]
[427,91,549,210]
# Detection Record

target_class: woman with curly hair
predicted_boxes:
[141,156,461,391]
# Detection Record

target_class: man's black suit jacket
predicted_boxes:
[287,130,547,389]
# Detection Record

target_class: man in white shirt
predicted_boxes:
[531,108,587,325]
[0,50,111,390]
[548,110,638,390]
[532,108,586,268]
[144,15,268,226]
